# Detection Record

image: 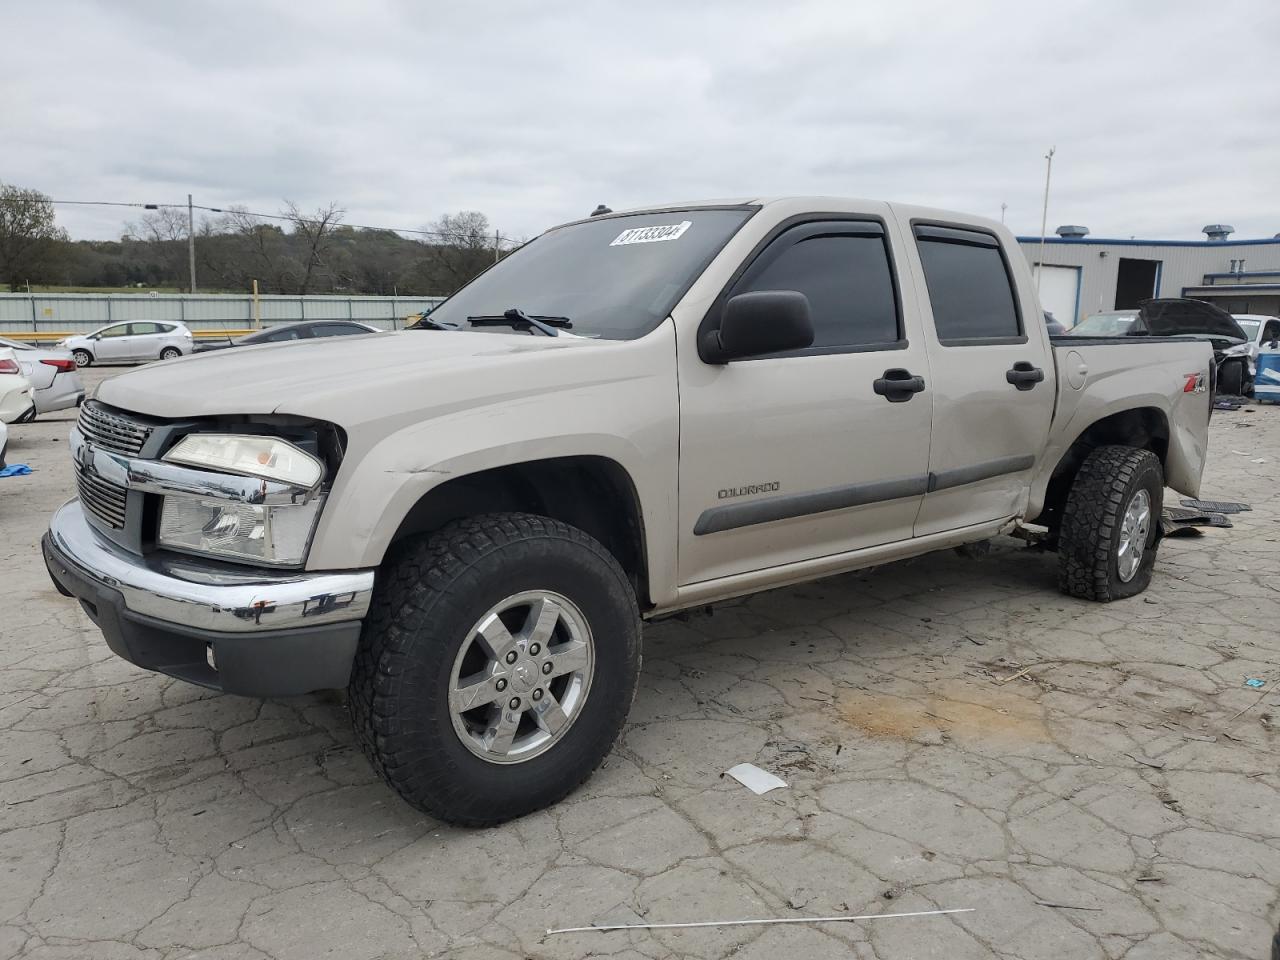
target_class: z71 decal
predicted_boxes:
[1183,373,1207,394]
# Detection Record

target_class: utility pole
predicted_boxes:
[187,193,197,293]
[494,230,501,264]
[1036,147,1055,294]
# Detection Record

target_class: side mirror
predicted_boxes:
[701,290,814,363]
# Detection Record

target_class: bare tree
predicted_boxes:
[416,211,495,293]
[283,201,345,295]
[0,183,68,291]
[123,206,188,243]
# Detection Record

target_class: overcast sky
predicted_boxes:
[7,0,1278,243]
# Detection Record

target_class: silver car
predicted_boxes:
[0,338,86,417]
[58,321,194,367]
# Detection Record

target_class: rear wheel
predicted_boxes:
[72,349,92,368]
[159,347,182,361]
[349,513,641,826]
[1058,445,1163,602]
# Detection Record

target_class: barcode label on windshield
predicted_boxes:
[610,221,692,246]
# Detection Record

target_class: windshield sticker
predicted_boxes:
[610,220,692,246]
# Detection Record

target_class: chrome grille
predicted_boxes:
[77,402,152,456]
[77,470,128,529]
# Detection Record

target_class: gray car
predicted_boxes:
[0,338,85,417]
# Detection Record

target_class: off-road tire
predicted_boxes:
[72,349,92,368]
[1058,445,1163,602]
[348,513,641,826]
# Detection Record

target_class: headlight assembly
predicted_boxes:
[163,434,323,488]
[159,495,324,566]
[157,432,327,565]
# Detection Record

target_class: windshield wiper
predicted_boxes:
[408,315,461,331]
[466,308,573,337]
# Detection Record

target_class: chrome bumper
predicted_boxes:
[46,498,374,633]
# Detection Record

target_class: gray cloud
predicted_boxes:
[6,0,1278,242]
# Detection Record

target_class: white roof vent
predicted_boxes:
[1203,224,1234,242]
[1055,225,1089,238]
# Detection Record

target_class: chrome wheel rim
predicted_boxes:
[1117,488,1151,582]
[448,590,594,764]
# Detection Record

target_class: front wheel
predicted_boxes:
[71,349,92,368]
[1058,445,1163,601]
[159,347,182,361]
[349,513,641,826]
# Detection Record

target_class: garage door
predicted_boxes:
[1033,264,1081,329]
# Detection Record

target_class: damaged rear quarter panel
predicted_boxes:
[1028,339,1213,516]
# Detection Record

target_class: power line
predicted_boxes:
[1,194,521,245]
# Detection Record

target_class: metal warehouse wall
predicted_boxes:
[1019,238,1280,324]
[0,294,446,335]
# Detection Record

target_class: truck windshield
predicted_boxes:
[425,208,754,340]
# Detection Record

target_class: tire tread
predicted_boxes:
[348,512,638,826]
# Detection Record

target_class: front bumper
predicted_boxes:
[43,499,376,696]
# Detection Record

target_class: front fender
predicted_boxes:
[305,325,680,603]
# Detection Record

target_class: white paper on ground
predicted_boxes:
[726,763,788,795]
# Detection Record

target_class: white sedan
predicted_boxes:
[0,338,85,416]
[0,348,35,424]
[57,321,194,367]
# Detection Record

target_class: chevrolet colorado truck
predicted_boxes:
[43,197,1214,825]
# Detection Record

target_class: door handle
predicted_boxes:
[873,368,926,402]
[1006,361,1044,391]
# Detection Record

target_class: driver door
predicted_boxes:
[676,214,934,585]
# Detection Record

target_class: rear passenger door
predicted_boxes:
[126,322,163,359]
[905,222,1054,536]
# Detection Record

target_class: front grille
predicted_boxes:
[77,470,128,529]
[78,401,153,456]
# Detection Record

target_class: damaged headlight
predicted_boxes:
[158,496,325,566]
[157,433,327,566]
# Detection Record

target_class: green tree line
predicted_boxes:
[0,183,511,296]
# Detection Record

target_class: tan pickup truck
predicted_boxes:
[44,197,1215,824]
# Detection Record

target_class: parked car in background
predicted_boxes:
[194,320,381,353]
[0,338,85,417]
[1069,310,1138,337]
[0,349,35,424]
[57,322,194,367]
[1226,314,1280,394]
[1069,301,1251,394]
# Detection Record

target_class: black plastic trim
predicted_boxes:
[693,475,928,536]
[927,454,1036,493]
[692,453,1038,535]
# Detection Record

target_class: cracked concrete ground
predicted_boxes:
[2,366,1278,960]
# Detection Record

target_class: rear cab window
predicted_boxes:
[722,219,902,356]
[913,225,1023,345]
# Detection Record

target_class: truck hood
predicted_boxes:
[95,329,614,426]
[1133,299,1247,343]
